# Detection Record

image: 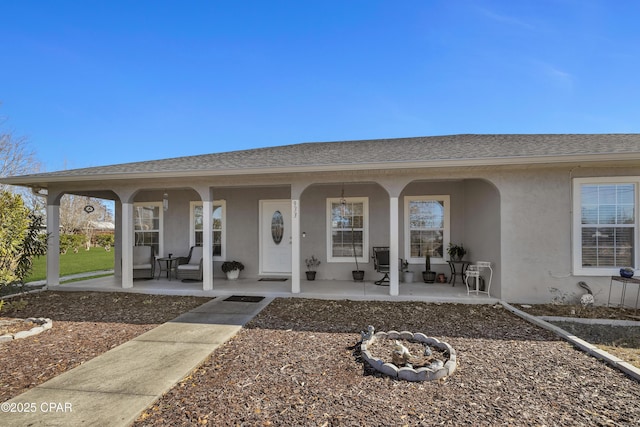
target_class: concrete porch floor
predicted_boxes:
[51,274,499,304]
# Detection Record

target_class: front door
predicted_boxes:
[260,200,292,275]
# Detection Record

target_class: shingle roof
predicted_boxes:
[5,134,640,183]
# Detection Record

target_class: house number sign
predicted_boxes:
[271,211,284,244]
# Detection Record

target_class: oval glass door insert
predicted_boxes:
[271,211,284,244]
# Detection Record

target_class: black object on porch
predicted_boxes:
[372,246,390,286]
[224,295,265,303]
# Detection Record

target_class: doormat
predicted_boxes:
[224,295,265,303]
[258,278,288,282]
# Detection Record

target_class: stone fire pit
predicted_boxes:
[359,327,457,382]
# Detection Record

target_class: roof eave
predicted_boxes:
[1,152,638,188]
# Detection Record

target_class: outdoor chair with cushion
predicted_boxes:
[372,246,390,286]
[133,245,155,279]
[176,246,204,281]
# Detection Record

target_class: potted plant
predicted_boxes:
[401,259,414,283]
[422,254,436,283]
[447,243,467,261]
[349,213,364,282]
[221,260,244,280]
[305,255,321,280]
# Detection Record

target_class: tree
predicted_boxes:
[59,194,113,250]
[0,123,39,192]
[1,109,44,214]
[0,191,47,287]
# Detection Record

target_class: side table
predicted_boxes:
[157,257,179,281]
[608,276,640,314]
[447,260,471,287]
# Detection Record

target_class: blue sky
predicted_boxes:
[2,0,640,172]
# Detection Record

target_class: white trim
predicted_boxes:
[404,195,450,265]
[133,201,164,257]
[572,177,639,276]
[189,200,226,261]
[326,197,369,264]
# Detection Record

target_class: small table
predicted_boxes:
[157,257,179,281]
[608,276,640,314]
[447,260,471,287]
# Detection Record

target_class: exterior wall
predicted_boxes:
[463,179,501,297]
[300,183,389,281]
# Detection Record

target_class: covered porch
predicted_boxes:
[52,275,499,303]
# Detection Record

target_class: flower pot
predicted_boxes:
[225,269,240,280]
[422,271,436,283]
[403,271,414,283]
[437,273,447,283]
[306,271,317,280]
[352,270,365,282]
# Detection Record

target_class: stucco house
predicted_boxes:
[3,134,640,305]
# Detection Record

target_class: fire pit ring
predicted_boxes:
[360,328,457,382]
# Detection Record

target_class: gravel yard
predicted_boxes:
[135,299,640,426]
[1,292,639,426]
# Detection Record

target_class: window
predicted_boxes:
[573,178,637,275]
[405,196,450,264]
[134,203,162,256]
[327,197,368,263]
[190,201,225,259]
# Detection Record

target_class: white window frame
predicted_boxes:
[404,195,450,265]
[326,197,369,263]
[133,202,164,257]
[190,200,226,261]
[572,177,638,276]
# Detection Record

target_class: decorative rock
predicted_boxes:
[399,331,414,340]
[429,360,444,370]
[387,330,400,339]
[399,367,427,382]
[378,362,399,377]
[0,318,52,342]
[422,337,441,346]
[413,333,429,343]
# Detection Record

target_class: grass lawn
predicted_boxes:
[25,247,115,282]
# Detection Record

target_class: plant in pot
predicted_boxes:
[305,255,321,280]
[422,254,436,283]
[401,259,414,283]
[348,210,364,282]
[447,243,467,261]
[221,260,244,280]
[351,245,364,282]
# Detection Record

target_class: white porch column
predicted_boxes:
[114,201,122,278]
[46,196,61,286]
[201,196,214,291]
[291,199,301,293]
[121,201,134,289]
[389,196,400,296]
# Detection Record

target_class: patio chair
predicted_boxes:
[372,246,390,286]
[176,246,204,281]
[133,245,155,279]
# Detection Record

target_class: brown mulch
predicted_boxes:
[2,293,640,426]
[135,299,640,426]
[0,291,212,401]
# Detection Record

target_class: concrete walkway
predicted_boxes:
[2,296,273,427]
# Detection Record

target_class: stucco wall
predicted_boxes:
[492,167,579,304]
